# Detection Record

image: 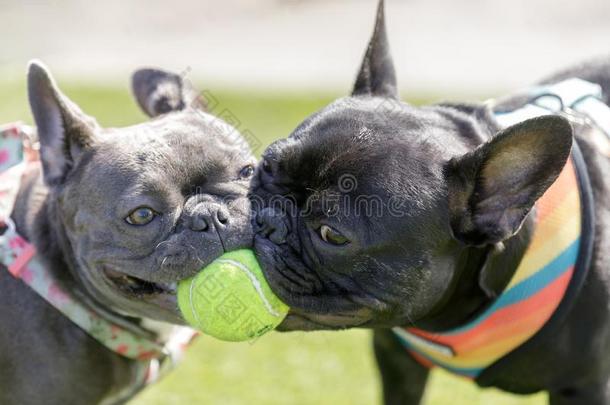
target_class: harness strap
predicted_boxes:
[1,218,169,359]
[495,78,610,156]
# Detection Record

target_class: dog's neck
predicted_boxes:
[11,165,69,279]
[406,106,533,331]
[414,216,535,332]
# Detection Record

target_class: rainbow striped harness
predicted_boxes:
[393,78,602,379]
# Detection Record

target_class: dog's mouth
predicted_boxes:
[278,309,372,331]
[254,234,373,329]
[102,267,177,297]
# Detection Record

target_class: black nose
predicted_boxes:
[256,207,288,244]
[189,203,230,232]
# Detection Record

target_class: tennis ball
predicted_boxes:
[177,249,289,342]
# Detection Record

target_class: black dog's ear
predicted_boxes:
[28,61,98,186]
[352,0,398,99]
[131,68,204,117]
[446,115,573,246]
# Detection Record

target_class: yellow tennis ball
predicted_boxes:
[177,249,289,342]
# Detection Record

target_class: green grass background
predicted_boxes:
[0,77,546,405]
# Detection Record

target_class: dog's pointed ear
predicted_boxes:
[352,0,398,99]
[131,68,204,117]
[28,60,98,186]
[446,115,573,246]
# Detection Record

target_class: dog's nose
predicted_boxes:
[189,203,230,232]
[256,207,288,244]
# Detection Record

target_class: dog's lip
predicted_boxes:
[278,311,371,331]
[102,267,177,297]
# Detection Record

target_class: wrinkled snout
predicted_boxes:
[255,207,289,244]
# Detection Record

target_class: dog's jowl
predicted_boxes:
[253,1,610,403]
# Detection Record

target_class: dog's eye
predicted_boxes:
[319,225,349,246]
[262,159,273,174]
[239,164,255,179]
[125,207,158,226]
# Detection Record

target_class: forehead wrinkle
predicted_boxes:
[298,101,431,183]
[295,123,447,207]
[124,177,175,203]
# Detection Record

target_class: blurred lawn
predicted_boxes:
[0,77,546,405]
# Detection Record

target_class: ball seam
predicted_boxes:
[188,277,204,328]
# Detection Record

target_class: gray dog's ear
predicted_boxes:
[131,68,204,117]
[352,0,398,99]
[28,61,98,186]
[446,115,573,246]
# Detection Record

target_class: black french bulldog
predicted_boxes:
[253,1,610,404]
[0,62,255,404]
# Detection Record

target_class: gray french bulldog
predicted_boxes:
[0,62,255,404]
[253,1,610,404]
